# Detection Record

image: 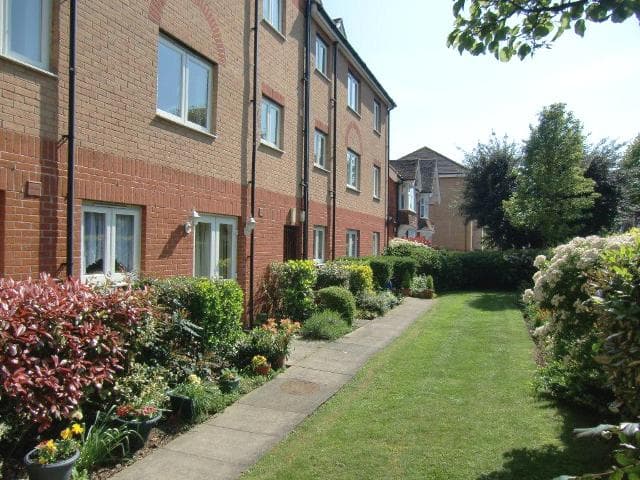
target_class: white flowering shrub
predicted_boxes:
[523,232,636,411]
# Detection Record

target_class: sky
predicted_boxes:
[322,0,640,162]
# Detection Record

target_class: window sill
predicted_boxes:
[313,163,330,173]
[260,139,285,154]
[0,53,57,78]
[373,129,382,137]
[314,68,331,83]
[347,106,361,119]
[346,185,360,193]
[155,113,217,139]
[373,195,381,201]
[262,19,286,41]
[399,208,417,213]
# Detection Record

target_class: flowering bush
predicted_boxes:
[0,274,151,431]
[114,404,159,421]
[523,232,636,411]
[111,362,168,418]
[388,237,432,248]
[31,423,83,464]
[261,318,301,358]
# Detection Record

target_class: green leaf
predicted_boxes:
[574,19,586,37]
[498,47,512,62]
[453,0,465,17]
[517,43,532,60]
[533,25,551,39]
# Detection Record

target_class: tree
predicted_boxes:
[448,0,640,61]
[579,139,622,235]
[504,103,598,246]
[617,134,640,229]
[459,134,542,248]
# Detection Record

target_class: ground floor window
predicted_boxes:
[81,203,141,282]
[313,226,326,263]
[346,229,359,258]
[372,232,380,255]
[194,215,237,279]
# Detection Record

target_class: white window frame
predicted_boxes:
[193,215,238,280]
[314,130,327,168]
[81,204,141,284]
[347,149,360,190]
[346,229,359,258]
[263,0,282,33]
[419,194,429,219]
[313,226,326,263]
[156,35,213,133]
[373,99,382,132]
[347,72,360,113]
[260,97,282,149]
[372,232,380,256]
[407,185,416,212]
[0,0,52,71]
[373,165,381,199]
[399,182,416,212]
[315,35,328,75]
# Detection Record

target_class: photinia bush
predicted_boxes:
[0,274,151,431]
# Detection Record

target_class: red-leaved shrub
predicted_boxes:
[0,274,151,430]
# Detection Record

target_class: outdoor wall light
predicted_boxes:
[244,217,257,236]
[300,210,306,223]
[184,210,201,235]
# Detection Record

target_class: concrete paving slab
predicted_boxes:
[281,365,353,387]
[207,403,306,436]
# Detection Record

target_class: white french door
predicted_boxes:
[193,215,237,279]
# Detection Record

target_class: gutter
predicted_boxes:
[248,0,259,324]
[331,41,338,260]
[302,0,312,259]
[66,0,77,278]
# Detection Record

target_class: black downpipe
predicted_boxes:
[302,0,311,259]
[249,0,259,324]
[66,0,77,278]
[385,108,390,247]
[331,41,338,260]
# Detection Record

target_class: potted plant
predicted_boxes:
[168,374,220,423]
[24,423,83,480]
[423,275,435,299]
[410,275,435,299]
[111,363,168,451]
[261,318,301,369]
[218,368,241,393]
[251,355,271,376]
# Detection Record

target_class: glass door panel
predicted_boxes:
[217,222,233,279]
[194,221,212,278]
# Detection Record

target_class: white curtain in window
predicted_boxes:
[83,212,105,274]
[115,214,135,273]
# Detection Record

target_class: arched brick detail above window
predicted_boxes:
[148,0,227,65]
[345,121,363,154]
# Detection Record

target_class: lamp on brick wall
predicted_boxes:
[184,210,201,235]
[244,217,256,236]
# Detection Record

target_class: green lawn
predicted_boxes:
[243,292,610,480]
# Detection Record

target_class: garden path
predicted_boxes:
[111,297,435,480]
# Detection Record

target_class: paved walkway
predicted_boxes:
[112,297,435,480]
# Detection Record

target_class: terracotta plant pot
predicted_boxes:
[24,449,79,480]
[271,355,286,370]
[254,364,271,376]
[114,412,162,452]
[423,289,434,299]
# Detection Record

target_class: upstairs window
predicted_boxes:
[373,99,382,132]
[157,36,213,132]
[373,165,381,199]
[263,0,282,33]
[347,72,360,112]
[260,97,282,148]
[0,0,52,70]
[347,150,360,190]
[399,182,416,212]
[315,36,328,75]
[419,194,429,219]
[314,130,327,168]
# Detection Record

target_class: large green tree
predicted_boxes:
[459,134,542,248]
[579,139,622,235]
[448,0,640,61]
[617,134,640,229]
[504,103,598,246]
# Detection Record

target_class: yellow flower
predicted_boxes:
[71,410,83,421]
[60,428,72,440]
[44,440,57,452]
[71,423,84,435]
[187,374,201,385]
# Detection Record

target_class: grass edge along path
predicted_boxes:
[242,292,610,480]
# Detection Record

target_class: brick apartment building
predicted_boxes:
[0,0,394,320]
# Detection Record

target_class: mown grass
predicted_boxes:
[243,292,610,480]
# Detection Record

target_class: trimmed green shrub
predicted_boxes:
[344,263,374,295]
[356,290,400,317]
[149,276,244,359]
[301,310,351,340]
[264,260,317,320]
[425,275,434,290]
[316,287,356,325]
[369,257,394,290]
[316,262,350,290]
[387,257,417,289]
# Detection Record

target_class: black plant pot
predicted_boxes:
[168,392,196,421]
[114,413,162,452]
[24,449,79,480]
[219,377,240,394]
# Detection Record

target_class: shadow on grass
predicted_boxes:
[477,401,614,480]
[466,291,520,312]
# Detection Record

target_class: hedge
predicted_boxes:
[316,287,356,325]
